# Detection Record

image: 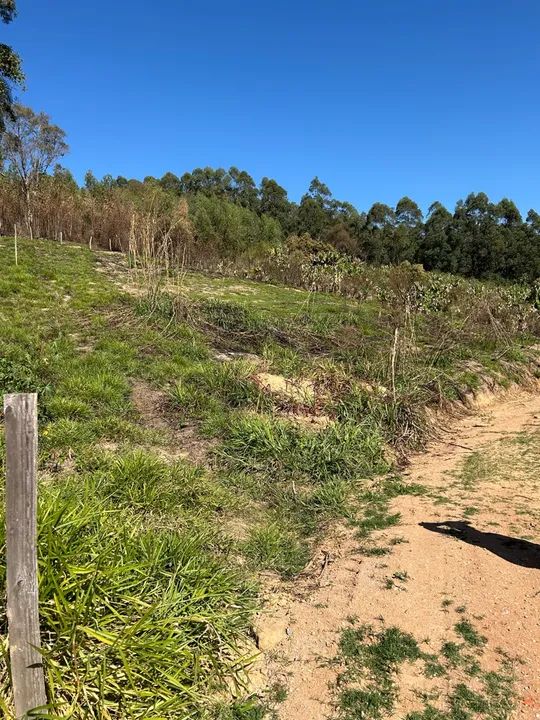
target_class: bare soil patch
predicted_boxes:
[258,392,540,719]
[254,373,316,404]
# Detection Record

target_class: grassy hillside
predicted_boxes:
[0,238,539,718]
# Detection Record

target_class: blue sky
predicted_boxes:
[4,0,540,214]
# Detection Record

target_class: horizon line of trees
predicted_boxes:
[2,104,540,282]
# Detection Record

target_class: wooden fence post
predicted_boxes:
[14,224,18,266]
[3,393,47,718]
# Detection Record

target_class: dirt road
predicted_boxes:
[258,392,540,719]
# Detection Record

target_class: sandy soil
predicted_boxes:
[258,391,540,719]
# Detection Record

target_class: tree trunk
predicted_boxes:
[24,184,33,241]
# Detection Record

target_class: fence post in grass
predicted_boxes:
[14,223,18,266]
[3,393,47,718]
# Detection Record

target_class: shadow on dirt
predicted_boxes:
[420,520,540,569]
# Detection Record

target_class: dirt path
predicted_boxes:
[258,392,540,719]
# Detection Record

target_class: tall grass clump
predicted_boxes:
[0,479,255,719]
[171,360,267,418]
[217,414,388,482]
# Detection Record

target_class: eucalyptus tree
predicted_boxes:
[1,104,68,237]
[0,0,24,130]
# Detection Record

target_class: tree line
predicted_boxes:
[2,104,540,281]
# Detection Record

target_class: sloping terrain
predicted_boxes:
[0,238,539,718]
[258,393,540,719]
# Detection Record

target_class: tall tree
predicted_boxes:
[159,171,182,195]
[496,198,522,226]
[259,177,295,232]
[229,166,258,211]
[0,0,24,131]
[418,201,454,271]
[305,176,332,206]
[452,193,501,277]
[395,196,422,228]
[298,177,335,238]
[393,196,423,263]
[361,202,396,263]
[1,104,68,237]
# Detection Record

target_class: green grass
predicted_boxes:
[0,237,536,717]
[179,271,369,321]
[242,523,310,577]
[335,619,516,720]
[0,240,259,717]
[0,477,255,718]
[457,452,497,488]
[336,625,422,719]
[454,620,487,648]
[0,240,417,716]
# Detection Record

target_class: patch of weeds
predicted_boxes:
[341,625,422,672]
[217,697,269,719]
[335,618,516,720]
[339,687,393,719]
[309,479,351,516]
[454,620,486,648]
[243,523,309,577]
[423,654,447,678]
[360,545,392,557]
[441,641,463,667]
[355,476,426,539]
[511,431,534,447]
[98,449,229,517]
[171,360,267,418]
[357,509,401,539]
[354,475,423,540]
[458,452,496,488]
[450,683,489,714]
[482,667,516,718]
[268,682,288,704]
[384,571,409,591]
[378,477,427,498]
[336,625,422,719]
[406,707,447,720]
[262,342,306,377]
[197,298,272,351]
[392,570,409,582]
[218,414,388,484]
[0,476,255,718]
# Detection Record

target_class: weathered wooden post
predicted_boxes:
[14,224,18,266]
[3,393,47,717]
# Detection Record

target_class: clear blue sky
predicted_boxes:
[4,0,540,214]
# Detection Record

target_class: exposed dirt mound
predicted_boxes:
[254,373,316,404]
